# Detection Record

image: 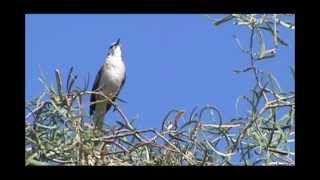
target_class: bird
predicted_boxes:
[90,38,126,131]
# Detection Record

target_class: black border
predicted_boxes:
[9,0,309,178]
[20,0,298,13]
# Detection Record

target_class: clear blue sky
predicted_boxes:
[26,14,295,131]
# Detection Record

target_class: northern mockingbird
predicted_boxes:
[90,39,126,131]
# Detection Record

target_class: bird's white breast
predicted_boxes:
[98,56,125,97]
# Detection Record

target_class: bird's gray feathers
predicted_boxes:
[90,66,103,116]
[90,67,126,116]
[90,39,125,131]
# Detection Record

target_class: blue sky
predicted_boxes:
[26,14,294,131]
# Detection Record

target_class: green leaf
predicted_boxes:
[255,29,266,60]
[273,15,278,46]
[55,69,64,100]
[279,20,295,30]
[259,25,288,47]
[267,73,282,93]
[66,67,74,93]
[214,15,234,26]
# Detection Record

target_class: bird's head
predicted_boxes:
[107,38,122,58]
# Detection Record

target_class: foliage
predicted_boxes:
[25,14,295,166]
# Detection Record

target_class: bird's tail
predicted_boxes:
[93,111,105,132]
[92,102,113,133]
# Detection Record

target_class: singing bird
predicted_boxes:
[90,39,126,131]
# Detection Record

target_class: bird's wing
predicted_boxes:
[90,67,126,115]
[90,66,104,116]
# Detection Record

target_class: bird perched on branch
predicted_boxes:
[90,39,126,131]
